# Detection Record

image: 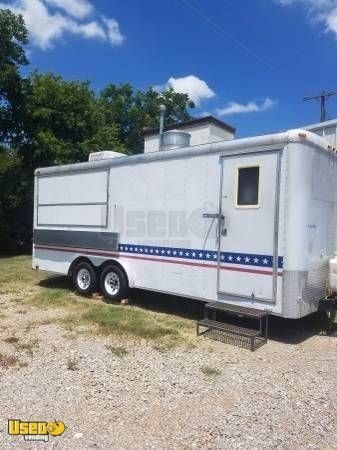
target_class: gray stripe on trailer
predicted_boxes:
[34,229,119,251]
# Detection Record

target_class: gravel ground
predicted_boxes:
[1,293,337,449]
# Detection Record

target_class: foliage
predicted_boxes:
[0,150,32,251]
[20,72,127,168]
[0,9,28,147]
[99,83,194,153]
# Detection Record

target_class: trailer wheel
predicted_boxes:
[100,265,128,301]
[72,261,97,296]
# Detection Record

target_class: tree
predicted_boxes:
[20,72,126,168]
[0,150,31,251]
[99,84,194,153]
[0,9,30,251]
[82,124,126,155]
[0,9,28,147]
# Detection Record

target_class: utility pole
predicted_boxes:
[303,91,337,122]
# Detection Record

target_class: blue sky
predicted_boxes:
[2,0,337,137]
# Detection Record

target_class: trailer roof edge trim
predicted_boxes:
[35,129,331,176]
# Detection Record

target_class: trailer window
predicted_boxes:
[236,166,260,207]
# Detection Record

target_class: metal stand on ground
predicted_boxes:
[196,302,269,351]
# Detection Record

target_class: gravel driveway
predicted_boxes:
[1,288,337,449]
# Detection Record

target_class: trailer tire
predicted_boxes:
[72,261,97,296]
[100,265,128,301]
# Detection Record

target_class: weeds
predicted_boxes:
[0,353,19,368]
[200,365,221,377]
[105,345,129,357]
[3,336,19,344]
[66,356,79,371]
[152,340,180,353]
[3,336,39,355]
[18,339,39,355]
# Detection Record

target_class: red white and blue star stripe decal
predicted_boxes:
[34,242,283,276]
[118,243,283,269]
[117,244,283,276]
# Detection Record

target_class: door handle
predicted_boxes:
[202,213,224,219]
[202,213,226,242]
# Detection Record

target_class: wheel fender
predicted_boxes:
[118,259,135,288]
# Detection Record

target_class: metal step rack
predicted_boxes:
[197,302,269,351]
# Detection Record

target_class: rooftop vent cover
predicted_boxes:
[161,130,191,151]
[88,151,124,161]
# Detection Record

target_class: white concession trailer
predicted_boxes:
[33,129,337,319]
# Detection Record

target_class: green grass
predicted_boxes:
[81,304,182,340]
[30,289,77,308]
[0,255,196,347]
[0,255,43,286]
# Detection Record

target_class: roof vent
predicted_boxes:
[88,151,124,161]
[161,130,191,151]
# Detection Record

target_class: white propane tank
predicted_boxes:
[329,252,337,294]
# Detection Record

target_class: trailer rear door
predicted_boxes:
[217,150,281,303]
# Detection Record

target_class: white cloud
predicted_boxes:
[161,75,215,106]
[102,16,125,46]
[75,20,106,40]
[276,0,337,38]
[326,7,337,32]
[216,98,276,116]
[45,0,92,19]
[277,0,334,6]
[0,0,125,49]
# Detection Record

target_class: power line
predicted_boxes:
[178,0,337,122]
[303,91,337,122]
[177,0,275,71]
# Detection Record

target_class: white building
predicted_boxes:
[143,115,235,153]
